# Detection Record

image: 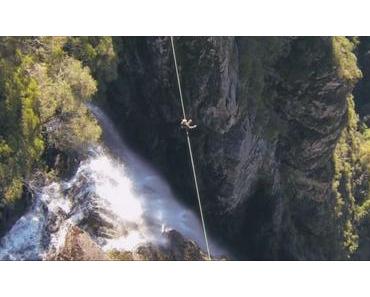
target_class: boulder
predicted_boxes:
[48,226,108,261]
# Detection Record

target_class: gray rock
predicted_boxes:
[105,37,358,259]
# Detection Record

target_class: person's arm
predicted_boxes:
[180,119,187,129]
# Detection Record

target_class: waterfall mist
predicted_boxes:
[0,105,226,260]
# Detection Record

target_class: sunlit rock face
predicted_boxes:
[48,226,108,261]
[0,107,226,260]
[108,230,216,261]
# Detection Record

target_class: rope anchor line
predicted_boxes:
[170,36,211,260]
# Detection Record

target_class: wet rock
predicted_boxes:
[49,227,217,261]
[43,146,82,180]
[48,226,108,260]
[65,174,129,242]
[108,230,225,261]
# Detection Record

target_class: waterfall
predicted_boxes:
[0,105,226,260]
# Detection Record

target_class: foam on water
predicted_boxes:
[0,183,65,260]
[86,155,143,223]
[89,105,226,256]
[0,105,227,259]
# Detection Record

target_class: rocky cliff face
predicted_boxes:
[104,37,364,260]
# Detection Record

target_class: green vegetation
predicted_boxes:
[0,50,44,208]
[332,96,359,254]
[332,95,370,256]
[238,37,289,110]
[2,36,370,260]
[0,37,115,226]
[107,249,134,260]
[330,37,370,257]
[332,36,363,83]
[64,37,118,101]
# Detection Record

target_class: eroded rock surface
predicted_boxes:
[108,230,222,261]
[105,37,360,259]
[49,227,215,261]
[48,226,108,260]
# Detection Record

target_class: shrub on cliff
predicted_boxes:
[333,95,370,256]
[64,37,118,101]
[332,36,362,84]
[0,37,103,220]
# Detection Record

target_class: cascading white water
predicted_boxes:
[0,105,226,260]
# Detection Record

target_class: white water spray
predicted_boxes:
[0,106,226,260]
